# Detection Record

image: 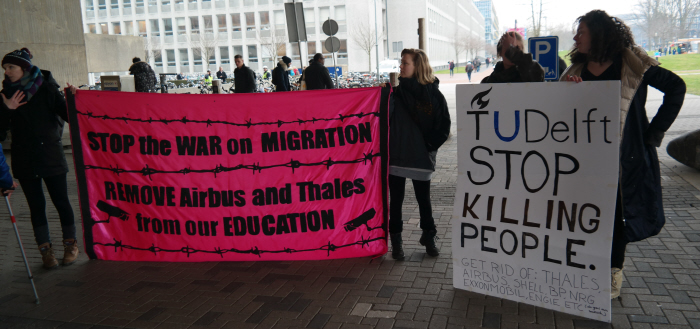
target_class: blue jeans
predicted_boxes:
[467,71,472,81]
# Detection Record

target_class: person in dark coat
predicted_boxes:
[0,48,80,269]
[482,32,544,83]
[303,53,334,90]
[216,67,227,83]
[563,10,685,299]
[386,48,451,260]
[272,56,292,92]
[233,55,256,93]
[128,57,157,92]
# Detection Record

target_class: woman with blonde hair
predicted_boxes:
[387,48,451,260]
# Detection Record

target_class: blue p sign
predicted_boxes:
[528,36,559,81]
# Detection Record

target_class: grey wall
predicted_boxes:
[84,34,145,73]
[0,0,88,87]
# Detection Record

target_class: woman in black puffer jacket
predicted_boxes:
[0,48,79,269]
[388,48,451,260]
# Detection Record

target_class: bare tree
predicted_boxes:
[451,30,468,64]
[462,34,485,60]
[351,21,381,72]
[672,0,700,39]
[257,27,288,64]
[144,35,162,65]
[529,0,544,37]
[189,20,218,71]
[635,0,700,48]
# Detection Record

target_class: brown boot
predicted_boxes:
[39,243,59,269]
[63,239,79,266]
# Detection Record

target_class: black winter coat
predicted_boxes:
[128,61,157,92]
[304,62,335,90]
[216,70,228,82]
[272,63,291,92]
[389,77,451,171]
[0,70,69,180]
[481,46,545,83]
[234,65,256,93]
[619,65,685,242]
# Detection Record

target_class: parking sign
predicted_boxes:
[528,36,559,80]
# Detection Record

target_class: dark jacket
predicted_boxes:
[216,70,228,82]
[234,65,256,93]
[272,61,291,92]
[481,46,545,83]
[128,61,157,92]
[0,145,13,188]
[304,61,335,90]
[389,77,451,171]
[561,46,686,242]
[0,70,69,180]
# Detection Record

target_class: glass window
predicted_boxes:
[150,19,160,36]
[100,23,108,34]
[136,0,145,7]
[162,0,171,4]
[137,20,147,36]
[233,46,243,58]
[166,49,175,66]
[85,0,94,11]
[176,17,186,35]
[307,42,316,58]
[193,52,202,65]
[338,39,347,57]
[98,0,106,10]
[319,7,330,23]
[87,23,96,34]
[231,13,241,31]
[260,12,270,30]
[304,8,314,27]
[163,18,173,35]
[220,46,230,64]
[203,15,213,33]
[217,14,227,33]
[273,10,284,27]
[245,12,255,31]
[124,21,134,35]
[112,22,121,34]
[190,16,199,34]
[276,43,286,57]
[123,0,132,8]
[248,45,258,62]
[111,0,119,9]
[179,49,189,66]
[155,52,163,67]
[335,6,345,24]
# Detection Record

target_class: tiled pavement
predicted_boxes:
[0,86,699,329]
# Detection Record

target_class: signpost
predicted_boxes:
[323,18,341,85]
[528,36,560,81]
[284,1,307,71]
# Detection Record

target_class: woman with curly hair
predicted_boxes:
[563,10,686,299]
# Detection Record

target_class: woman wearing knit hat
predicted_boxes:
[0,48,80,269]
[272,56,292,92]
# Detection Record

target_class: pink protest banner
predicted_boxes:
[66,88,389,262]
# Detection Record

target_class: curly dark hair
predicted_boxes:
[568,10,635,64]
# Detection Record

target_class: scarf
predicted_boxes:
[2,65,43,103]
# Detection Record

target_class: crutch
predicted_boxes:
[4,194,40,304]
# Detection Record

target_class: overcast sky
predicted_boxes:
[492,0,637,32]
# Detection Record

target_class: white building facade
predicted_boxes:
[81,0,391,76]
[387,0,485,69]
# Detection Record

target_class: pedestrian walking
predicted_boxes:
[465,61,474,82]
[485,57,491,68]
[233,55,256,93]
[475,59,481,72]
[272,56,292,92]
[449,61,455,77]
[128,57,157,92]
[303,53,334,90]
[481,31,544,83]
[0,48,80,269]
[216,66,227,83]
[387,48,451,260]
[562,10,686,299]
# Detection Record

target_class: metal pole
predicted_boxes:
[385,0,389,61]
[374,0,379,76]
[292,0,304,73]
[329,17,338,86]
[5,196,40,304]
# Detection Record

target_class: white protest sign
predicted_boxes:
[452,82,621,322]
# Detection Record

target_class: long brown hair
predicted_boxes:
[569,10,635,64]
[401,48,435,85]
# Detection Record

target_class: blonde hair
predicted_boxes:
[401,48,435,85]
[496,32,524,58]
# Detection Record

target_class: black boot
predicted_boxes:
[419,229,440,257]
[390,233,405,260]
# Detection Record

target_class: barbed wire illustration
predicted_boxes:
[80,152,381,180]
[93,236,386,258]
[75,109,380,128]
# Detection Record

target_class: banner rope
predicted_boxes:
[81,152,381,179]
[94,234,385,258]
[75,109,380,128]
